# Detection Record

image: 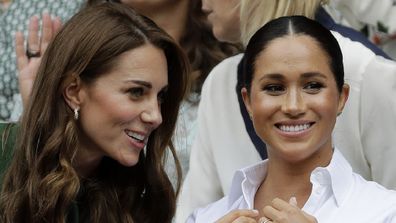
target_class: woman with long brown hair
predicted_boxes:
[0,2,189,222]
[13,0,241,188]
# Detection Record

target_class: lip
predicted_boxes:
[274,120,316,138]
[125,129,148,150]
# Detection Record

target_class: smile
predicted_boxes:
[275,122,314,133]
[125,130,146,143]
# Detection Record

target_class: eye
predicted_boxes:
[263,84,285,95]
[128,87,144,99]
[303,82,324,93]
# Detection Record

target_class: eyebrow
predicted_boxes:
[127,79,169,92]
[259,72,327,81]
[127,80,152,89]
[300,72,328,79]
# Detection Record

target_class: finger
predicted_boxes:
[215,209,259,223]
[41,12,53,51]
[27,15,40,52]
[302,211,318,223]
[232,216,258,223]
[271,197,292,211]
[262,205,281,221]
[15,32,28,70]
[258,216,271,223]
[289,196,297,207]
[53,16,63,34]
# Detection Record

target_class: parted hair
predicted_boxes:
[239,0,328,46]
[0,2,189,223]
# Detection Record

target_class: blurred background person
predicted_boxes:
[325,0,396,59]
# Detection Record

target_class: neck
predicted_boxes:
[74,146,103,178]
[131,1,189,43]
[254,145,333,211]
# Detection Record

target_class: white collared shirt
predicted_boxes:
[187,149,396,223]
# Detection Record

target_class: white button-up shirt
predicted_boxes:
[187,149,396,223]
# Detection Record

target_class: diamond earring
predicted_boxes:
[74,107,80,120]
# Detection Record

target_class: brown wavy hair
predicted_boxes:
[0,2,189,223]
[180,0,242,94]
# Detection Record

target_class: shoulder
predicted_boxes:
[0,123,18,167]
[346,172,396,218]
[0,122,18,149]
[331,31,396,86]
[186,196,230,223]
[331,31,376,76]
[352,173,396,202]
[204,54,243,85]
[199,54,243,108]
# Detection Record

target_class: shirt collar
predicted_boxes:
[227,148,354,208]
[228,160,268,208]
[324,148,354,206]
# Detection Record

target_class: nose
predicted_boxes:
[281,88,306,117]
[141,99,163,128]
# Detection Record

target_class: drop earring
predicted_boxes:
[74,107,80,120]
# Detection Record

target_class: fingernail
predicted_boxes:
[289,196,297,206]
[252,209,259,214]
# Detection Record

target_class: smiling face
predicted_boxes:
[201,0,241,43]
[76,44,168,167]
[242,35,348,164]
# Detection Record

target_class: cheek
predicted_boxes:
[249,94,279,136]
[250,92,278,115]
[312,92,340,118]
[83,92,140,124]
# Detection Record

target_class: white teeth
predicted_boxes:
[279,124,311,132]
[126,131,145,141]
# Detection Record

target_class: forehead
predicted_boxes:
[91,43,168,88]
[253,35,333,79]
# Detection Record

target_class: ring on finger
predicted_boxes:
[26,49,41,59]
[259,217,271,223]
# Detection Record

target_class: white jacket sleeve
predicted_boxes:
[360,56,396,189]
[332,31,396,189]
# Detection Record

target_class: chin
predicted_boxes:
[119,155,140,167]
[272,144,316,162]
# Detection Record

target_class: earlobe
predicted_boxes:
[63,76,84,111]
[241,87,252,116]
[337,84,350,115]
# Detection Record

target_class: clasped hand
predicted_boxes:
[215,197,317,223]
